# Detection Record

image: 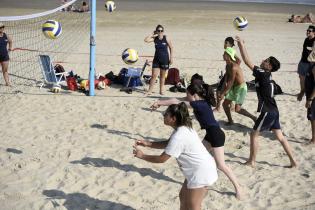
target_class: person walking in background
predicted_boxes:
[151,83,244,200]
[218,47,257,125]
[236,36,297,168]
[0,22,12,86]
[144,24,173,95]
[297,25,315,101]
[134,103,217,210]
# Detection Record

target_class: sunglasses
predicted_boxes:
[307,30,313,33]
[0,27,4,29]
[157,29,164,32]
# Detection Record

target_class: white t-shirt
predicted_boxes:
[164,126,218,189]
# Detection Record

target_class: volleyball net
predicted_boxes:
[0,0,90,95]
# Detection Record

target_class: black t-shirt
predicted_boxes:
[305,64,315,99]
[301,37,315,63]
[190,100,219,129]
[253,66,278,113]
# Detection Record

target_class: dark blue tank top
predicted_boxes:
[190,100,219,129]
[154,35,169,57]
[0,33,8,55]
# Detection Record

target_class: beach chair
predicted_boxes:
[120,60,150,94]
[38,54,67,88]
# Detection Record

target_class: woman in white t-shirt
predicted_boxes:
[133,102,217,210]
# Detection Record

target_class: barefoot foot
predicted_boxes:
[289,161,297,168]
[244,160,255,168]
[144,91,152,96]
[235,189,244,200]
[297,92,304,101]
[225,121,234,126]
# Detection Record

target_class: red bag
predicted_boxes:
[165,68,180,85]
[66,77,78,91]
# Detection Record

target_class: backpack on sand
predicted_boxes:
[165,68,180,85]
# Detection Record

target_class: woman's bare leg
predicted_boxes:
[187,187,208,210]
[159,69,167,95]
[179,180,189,210]
[146,68,160,95]
[212,147,243,200]
[1,61,10,86]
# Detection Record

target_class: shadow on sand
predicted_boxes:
[43,189,135,210]
[91,124,168,142]
[70,157,181,185]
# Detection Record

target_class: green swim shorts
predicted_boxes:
[225,83,247,105]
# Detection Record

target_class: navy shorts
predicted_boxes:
[0,53,9,62]
[253,112,281,132]
[152,55,169,70]
[307,99,315,121]
[297,61,312,77]
[204,126,225,147]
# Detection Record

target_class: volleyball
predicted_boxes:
[42,20,62,39]
[233,16,248,31]
[105,1,116,12]
[122,48,139,65]
[51,84,61,93]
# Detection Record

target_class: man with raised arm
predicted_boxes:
[236,36,297,168]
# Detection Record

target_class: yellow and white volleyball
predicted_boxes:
[233,16,248,31]
[105,1,116,12]
[51,84,61,93]
[97,81,106,89]
[42,20,62,39]
[122,48,139,65]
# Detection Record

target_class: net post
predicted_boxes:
[89,0,96,96]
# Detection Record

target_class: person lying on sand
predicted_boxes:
[288,13,315,24]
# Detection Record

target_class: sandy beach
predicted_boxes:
[0,0,315,209]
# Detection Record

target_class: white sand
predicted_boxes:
[1,3,315,210]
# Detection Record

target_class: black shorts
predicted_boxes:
[152,55,169,70]
[0,53,9,62]
[253,112,281,132]
[204,126,225,147]
[307,99,315,121]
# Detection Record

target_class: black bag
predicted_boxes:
[105,71,117,82]
[271,80,283,95]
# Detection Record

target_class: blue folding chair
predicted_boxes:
[38,54,67,88]
[120,60,150,93]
